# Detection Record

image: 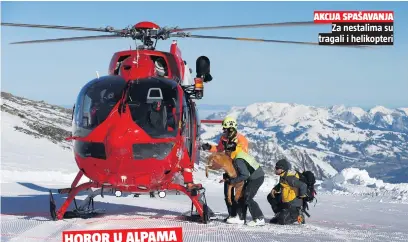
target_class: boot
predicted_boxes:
[269,212,280,224]
[275,208,298,225]
[226,209,245,225]
[246,217,266,226]
[226,216,245,224]
[223,198,235,222]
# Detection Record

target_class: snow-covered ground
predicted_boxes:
[2,100,408,242]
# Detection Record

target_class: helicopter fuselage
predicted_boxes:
[70,75,196,193]
[69,40,205,194]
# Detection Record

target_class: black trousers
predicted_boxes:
[236,176,265,221]
[267,193,300,224]
[223,173,237,217]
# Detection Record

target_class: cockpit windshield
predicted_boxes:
[126,77,180,138]
[73,75,127,137]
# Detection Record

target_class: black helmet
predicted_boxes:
[275,159,291,171]
[152,101,162,112]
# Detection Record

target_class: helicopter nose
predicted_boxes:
[104,127,133,159]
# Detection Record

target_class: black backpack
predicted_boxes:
[295,170,317,218]
[296,170,317,203]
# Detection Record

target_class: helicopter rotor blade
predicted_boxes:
[172,34,371,48]
[1,22,122,33]
[8,35,122,45]
[170,21,324,32]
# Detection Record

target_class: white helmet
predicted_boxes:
[222,117,237,129]
[155,60,165,77]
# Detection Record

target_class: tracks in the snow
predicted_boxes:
[2,212,408,242]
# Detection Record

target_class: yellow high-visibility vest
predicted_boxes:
[234,151,260,171]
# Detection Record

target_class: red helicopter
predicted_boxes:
[1,20,366,223]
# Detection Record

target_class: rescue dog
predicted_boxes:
[205,152,245,205]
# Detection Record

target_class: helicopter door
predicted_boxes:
[182,95,193,158]
[187,99,195,161]
[189,100,200,165]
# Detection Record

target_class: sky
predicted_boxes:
[1,1,408,110]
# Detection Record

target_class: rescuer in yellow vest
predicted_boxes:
[202,116,249,222]
[224,142,266,227]
[267,159,307,225]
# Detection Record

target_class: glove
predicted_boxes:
[220,178,230,184]
[201,143,211,151]
[225,142,237,151]
[223,173,230,179]
[270,189,281,198]
[270,189,277,198]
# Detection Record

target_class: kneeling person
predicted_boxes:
[267,159,307,225]
[226,143,265,226]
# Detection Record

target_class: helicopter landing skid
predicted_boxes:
[48,171,211,223]
[167,183,210,224]
[50,190,105,220]
[49,187,107,220]
[48,170,112,220]
[185,189,210,224]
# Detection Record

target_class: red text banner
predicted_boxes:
[62,227,183,242]
[314,11,394,46]
[314,11,394,23]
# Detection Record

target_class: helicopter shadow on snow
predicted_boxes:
[1,182,199,222]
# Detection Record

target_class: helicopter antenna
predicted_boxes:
[134,39,140,66]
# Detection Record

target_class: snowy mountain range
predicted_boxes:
[200,102,408,182]
[1,92,72,148]
[2,91,407,184]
